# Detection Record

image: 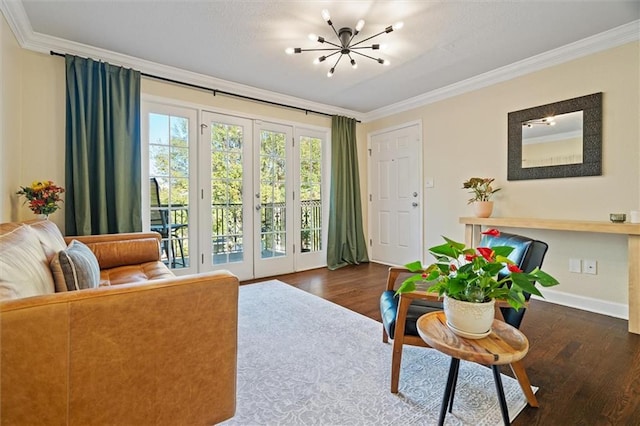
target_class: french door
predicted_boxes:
[200,113,254,280]
[253,122,294,278]
[145,103,327,280]
[143,103,198,276]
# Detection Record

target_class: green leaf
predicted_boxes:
[429,242,458,258]
[492,246,514,257]
[528,268,560,287]
[510,273,543,297]
[395,279,417,295]
[404,260,424,273]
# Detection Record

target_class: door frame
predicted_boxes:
[367,120,424,266]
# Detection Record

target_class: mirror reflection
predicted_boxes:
[521,111,583,168]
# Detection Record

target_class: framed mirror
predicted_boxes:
[507,92,602,180]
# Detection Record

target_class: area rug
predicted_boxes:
[221,280,535,425]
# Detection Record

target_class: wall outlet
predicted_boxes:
[584,259,597,275]
[569,258,582,273]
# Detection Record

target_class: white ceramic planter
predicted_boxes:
[443,296,495,339]
[472,201,494,218]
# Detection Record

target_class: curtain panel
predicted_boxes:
[327,115,369,270]
[65,55,142,235]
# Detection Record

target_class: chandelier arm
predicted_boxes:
[318,39,342,49]
[331,54,344,69]
[321,51,341,60]
[349,30,387,48]
[350,46,381,50]
[327,22,341,41]
[350,50,382,62]
[298,47,343,52]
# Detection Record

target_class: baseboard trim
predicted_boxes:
[531,288,628,320]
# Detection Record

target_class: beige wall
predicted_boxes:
[3,9,638,316]
[0,15,65,228]
[0,14,23,222]
[363,41,640,315]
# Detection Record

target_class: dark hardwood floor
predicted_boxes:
[242,262,640,425]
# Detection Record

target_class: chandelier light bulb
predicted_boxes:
[350,59,357,69]
[327,67,335,78]
[285,47,295,55]
[392,21,404,31]
[355,20,365,32]
[321,9,331,23]
[308,33,318,42]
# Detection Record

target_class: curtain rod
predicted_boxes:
[50,51,359,121]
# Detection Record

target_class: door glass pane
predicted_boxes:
[300,136,322,253]
[148,113,190,269]
[260,130,287,259]
[211,123,244,264]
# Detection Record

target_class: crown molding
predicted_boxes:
[1,0,363,121]
[3,0,637,124]
[362,20,640,123]
[0,0,31,46]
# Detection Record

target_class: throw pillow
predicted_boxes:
[50,240,101,292]
[0,225,56,301]
[27,219,67,262]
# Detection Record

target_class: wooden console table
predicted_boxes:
[460,217,640,334]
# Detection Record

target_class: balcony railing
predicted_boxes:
[151,200,322,268]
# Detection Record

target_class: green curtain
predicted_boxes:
[65,55,141,235]
[327,115,369,270]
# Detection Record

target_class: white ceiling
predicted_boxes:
[3,0,640,118]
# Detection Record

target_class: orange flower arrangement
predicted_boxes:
[16,180,65,216]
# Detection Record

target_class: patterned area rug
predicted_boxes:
[221,280,535,425]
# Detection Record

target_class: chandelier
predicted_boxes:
[285,9,403,77]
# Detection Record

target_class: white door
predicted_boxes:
[200,112,254,281]
[143,103,198,276]
[254,122,294,278]
[369,122,423,265]
[294,128,329,271]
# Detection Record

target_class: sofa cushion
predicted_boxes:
[100,261,174,286]
[50,240,101,291]
[26,219,67,262]
[0,225,56,301]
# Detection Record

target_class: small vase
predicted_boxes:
[472,201,494,218]
[443,295,495,338]
[36,214,49,220]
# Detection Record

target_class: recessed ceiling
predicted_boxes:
[5,0,640,116]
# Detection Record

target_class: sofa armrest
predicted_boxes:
[64,232,162,269]
[1,270,239,425]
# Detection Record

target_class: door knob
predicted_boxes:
[255,204,262,211]
[412,202,418,207]
[413,192,418,197]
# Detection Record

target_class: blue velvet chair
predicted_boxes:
[379,232,548,407]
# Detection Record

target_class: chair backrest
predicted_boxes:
[149,178,167,228]
[479,232,549,328]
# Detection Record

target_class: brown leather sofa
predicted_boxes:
[0,219,238,425]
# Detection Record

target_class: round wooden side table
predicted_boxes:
[416,311,530,426]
